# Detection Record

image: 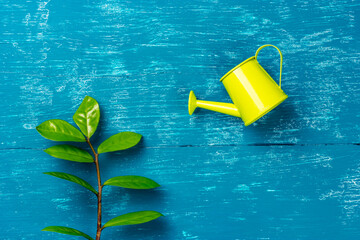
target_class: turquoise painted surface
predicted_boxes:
[1,0,359,239]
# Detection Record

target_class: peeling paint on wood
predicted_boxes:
[0,0,359,239]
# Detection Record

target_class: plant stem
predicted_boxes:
[87,138,103,240]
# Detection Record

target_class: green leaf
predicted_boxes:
[44,172,97,195]
[73,96,100,139]
[104,176,160,189]
[42,226,94,240]
[103,211,163,228]
[44,144,94,163]
[36,119,85,142]
[98,132,142,154]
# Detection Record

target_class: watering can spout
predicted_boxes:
[188,91,241,118]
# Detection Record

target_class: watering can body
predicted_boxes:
[188,44,288,126]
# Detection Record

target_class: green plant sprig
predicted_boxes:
[36,96,163,240]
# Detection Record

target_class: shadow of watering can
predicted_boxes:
[188,44,288,126]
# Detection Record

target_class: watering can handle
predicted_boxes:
[255,44,283,88]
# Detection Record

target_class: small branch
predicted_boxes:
[87,138,97,160]
[86,138,103,240]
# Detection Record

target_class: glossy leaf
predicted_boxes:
[44,144,93,163]
[36,119,85,142]
[103,211,163,228]
[98,132,142,154]
[42,226,94,240]
[73,96,100,139]
[104,176,160,189]
[44,172,97,195]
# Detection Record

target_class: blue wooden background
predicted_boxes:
[1,0,359,239]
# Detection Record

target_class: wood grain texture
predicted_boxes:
[0,0,359,239]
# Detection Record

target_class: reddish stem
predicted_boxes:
[87,138,103,240]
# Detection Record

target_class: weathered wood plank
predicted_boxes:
[1,0,359,147]
[1,69,360,148]
[1,145,359,239]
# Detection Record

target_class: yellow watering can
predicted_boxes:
[188,44,288,126]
